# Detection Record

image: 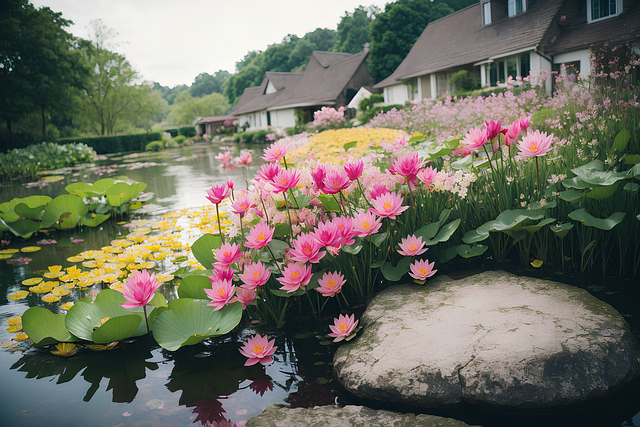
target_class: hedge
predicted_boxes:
[57,132,163,154]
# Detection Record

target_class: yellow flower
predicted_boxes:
[61,302,74,310]
[13,333,29,342]
[42,293,61,303]
[7,316,21,326]
[8,291,29,300]
[50,342,77,356]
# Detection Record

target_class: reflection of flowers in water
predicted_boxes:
[187,397,227,426]
[6,257,32,265]
[248,374,274,397]
[36,239,57,245]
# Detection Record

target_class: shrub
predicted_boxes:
[0,142,96,181]
[57,132,163,154]
[178,126,197,138]
[234,130,270,144]
[173,135,187,144]
[450,70,480,92]
[313,106,346,128]
[145,140,165,152]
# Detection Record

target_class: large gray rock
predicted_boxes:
[334,271,638,409]
[246,404,481,427]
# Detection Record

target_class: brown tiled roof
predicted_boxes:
[229,50,368,115]
[199,114,238,123]
[374,0,564,88]
[545,1,640,53]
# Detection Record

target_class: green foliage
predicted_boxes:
[58,132,162,154]
[145,140,165,152]
[233,130,270,144]
[0,142,96,181]
[168,93,229,126]
[449,70,480,92]
[189,70,231,97]
[173,135,187,144]
[178,126,197,138]
[367,0,454,82]
[333,6,379,54]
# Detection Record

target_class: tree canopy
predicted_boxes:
[332,5,380,54]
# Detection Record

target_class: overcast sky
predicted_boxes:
[32,0,390,88]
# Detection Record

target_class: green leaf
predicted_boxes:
[485,209,544,232]
[273,222,291,238]
[587,181,620,200]
[65,178,116,198]
[408,135,426,143]
[442,246,459,263]
[571,159,631,186]
[415,222,441,241]
[550,222,573,239]
[559,190,585,203]
[270,287,308,297]
[267,239,289,259]
[562,176,589,190]
[343,141,358,150]
[462,226,489,244]
[568,209,626,230]
[152,299,242,351]
[13,196,52,220]
[0,198,21,222]
[370,231,388,247]
[178,275,211,299]
[41,194,88,229]
[105,182,147,207]
[624,182,639,192]
[22,307,79,347]
[91,315,142,344]
[522,218,556,233]
[381,257,412,282]
[611,128,631,153]
[317,195,340,212]
[342,241,363,255]
[451,154,473,170]
[148,292,167,308]
[65,289,147,342]
[1,218,41,239]
[456,244,489,258]
[624,154,639,165]
[293,192,312,210]
[192,234,222,269]
[425,219,460,246]
[80,212,111,227]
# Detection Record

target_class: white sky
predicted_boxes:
[32,0,390,88]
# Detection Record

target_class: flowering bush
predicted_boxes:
[313,106,347,128]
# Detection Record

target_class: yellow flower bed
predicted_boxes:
[287,128,405,164]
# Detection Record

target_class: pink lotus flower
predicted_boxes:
[417,166,437,185]
[484,119,502,141]
[316,271,345,297]
[231,193,255,218]
[517,130,553,157]
[289,232,326,264]
[409,258,437,280]
[332,216,357,246]
[352,211,382,237]
[370,191,408,219]
[211,266,236,282]
[322,169,351,194]
[237,150,252,165]
[390,152,425,179]
[328,314,358,342]
[226,179,235,191]
[214,242,243,270]
[245,222,274,249]
[234,287,256,309]
[262,141,287,163]
[239,261,271,289]
[239,334,277,366]
[271,169,301,193]
[310,164,328,192]
[277,262,313,293]
[344,159,364,181]
[314,221,341,248]
[205,182,230,204]
[369,184,389,201]
[120,269,161,308]
[257,163,282,182]
[519,114,532,133]
[460,126,488,156]
[205,279,236,311]
[215,151,233,165]
[503,119,522,147]
[397,234,428,256]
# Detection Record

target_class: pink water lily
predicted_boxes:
[316,271,345,297]
[332,216,357,247]
[397,234,428,256]
[277,262,313,293]
[370,191,408,219]
[369,184,389,201]
[245,222,274,249]
[503,119,522,147]
[271,169,301,193]
[234,288,256,309]
[205,182,230,204]
[205,279,236,311]
[239,334,277,366]
[417,166,437,185]
[484,119,502,141]
[257,163,282,182]
[344,159,364,181]
[352,211,382,237]
[120,269,161,308]
[214,242,243,270]
[460,126,488,156]
[230,192,255,218]
[518,129,554,157]
[328,313,358,342]
[238,261,271,289]
[289,232,326,264]
[314,220,341,248]
[409,258,437,280]
[211,266,236,282]
[237,150,252,165]
[322,169,351,194]
[262,141,288,163]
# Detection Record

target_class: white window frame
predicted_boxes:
[587,0,622,23]
[508,0,526,17]
[483,2,492,25]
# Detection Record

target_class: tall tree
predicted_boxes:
[303,28,337,52]
[367,0,454,82]
[167,92,229,126]
[190,70,230,97]
[333,5,380,54]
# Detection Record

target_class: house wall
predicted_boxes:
[420,76,431,101]
[554,49,591,76]
[239,111,268,131]
[383,84,409,105]
[530,51,553,96]
[270,108,296,128]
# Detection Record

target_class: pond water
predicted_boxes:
[1,141,640,427]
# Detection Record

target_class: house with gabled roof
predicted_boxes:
[229,47,376,131]
[375,0,640,102]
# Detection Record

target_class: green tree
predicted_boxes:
[223,64,264,106]
[288,38,317,71]
[153,82,189,105]
[190,70,230,97]
[235,50,260,73]
[0,0,88,147]
[303,28,337,52]
[167,92,229,126]
[333,5,379,54]
[367,0,454,82]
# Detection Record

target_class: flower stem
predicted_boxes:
[215,203,225,244]
[143,304,150,333]
[535,156,540,195]
[482,144,496,175]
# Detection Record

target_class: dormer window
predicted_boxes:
[483,2,492,25]
[587,0,621,22]
[508,0,526,17]
[265,80,276,95]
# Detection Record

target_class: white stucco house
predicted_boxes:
[375,0,640,102]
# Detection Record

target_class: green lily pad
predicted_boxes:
[13,196,52,220]
[105,182,147,207]
[381,257,412,282]
[152,299,243,351]
[317,195,340,212]
[178,275,212,299]
[22,307,79,347]
[343,141,358,150]
[41,194,88,229]
[0,198,21,222]
[550,222,573,239]
[587,181,620,200]
[522,218,556,233]
[568,209,626,230]
[91,315,142,344]
[2,218,41,239]
[273,222,291,238]
[267,239,289,259]
[192,234,222,269]
[559,190,585,203]
[456,244,489,258]
[80,212,111,227]
[66,178,116,198]
[425,219,460,246]
[571,160,631,186]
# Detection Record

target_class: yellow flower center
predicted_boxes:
[334,182,341,189]
[291,271,299,278]
[280,178,287,186]
[257,232,265,241]
[383,201,392,211]
[408,243,417,251]
[253,271,260,279]
[418,268,427,275]
[304,246,312,254]
[223,251,230,257]
[217,288,227,297]
[253,344,264,354]
[327,280,337,288]
[338,322,348,332]
[529,144,539,152]
[362,220,371,230]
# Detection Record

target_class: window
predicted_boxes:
[508,0,525,17]
[588,0,621,22]
[497,60,505,83]
[520,54,530,78]
[483,2,491,25]
[506,58,518,80]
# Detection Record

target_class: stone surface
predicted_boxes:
[333,271,638,409]
[245,404,480,427]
